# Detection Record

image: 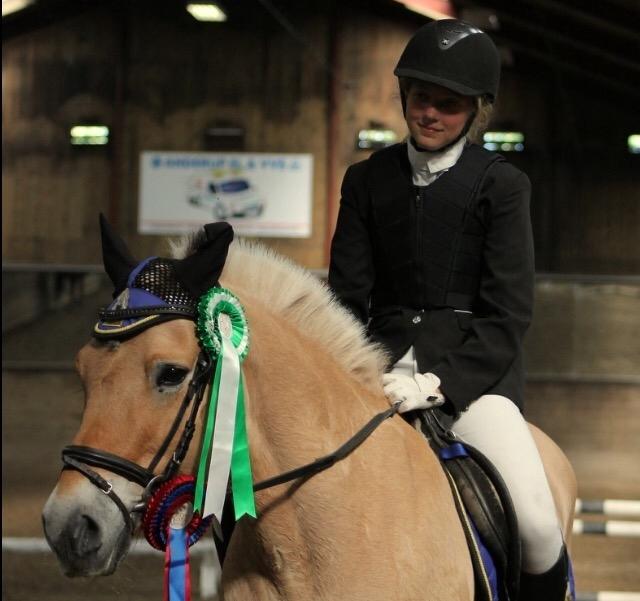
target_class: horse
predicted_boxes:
[42,220,577,600]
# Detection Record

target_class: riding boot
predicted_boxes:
[519,547,569,601]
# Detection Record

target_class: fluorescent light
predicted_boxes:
[186,3,227,22]
[483,131,524,152]
[628,134,640,154]
[70,125,109,146]
[357,128,398,150]
[484,131,524,143]
[2,0,34,17]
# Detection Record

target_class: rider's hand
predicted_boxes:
[382,372,445,413]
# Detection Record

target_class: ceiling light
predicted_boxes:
[186,3,227,22]
[628,134,640,154]
[483,131,524,152]
[70,125,109,146]
[2,0,34,17]
[392,0,455,21]
[356,127,398,151]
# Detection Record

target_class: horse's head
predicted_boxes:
[42,216,233,576]
[42,319,206,574]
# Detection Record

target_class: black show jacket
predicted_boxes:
[328,142,535,414]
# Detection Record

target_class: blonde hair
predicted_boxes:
[467,96,494,144]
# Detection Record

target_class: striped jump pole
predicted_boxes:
[576,593,640,601]
[575,498,640,518]
[573,519,640,537]
[3,536,222,600]
[3,536,215,555]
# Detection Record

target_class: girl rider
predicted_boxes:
[329,19,570,600]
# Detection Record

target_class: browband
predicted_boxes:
[99,306,196,320]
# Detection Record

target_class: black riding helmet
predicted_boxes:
[395,19,501,108]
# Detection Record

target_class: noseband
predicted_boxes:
[62,351,214,533]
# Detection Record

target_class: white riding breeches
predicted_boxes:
[391,348,564,574]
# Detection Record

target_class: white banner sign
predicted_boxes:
[138,152,313,237]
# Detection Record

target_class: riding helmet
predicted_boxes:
[394,19,501,102]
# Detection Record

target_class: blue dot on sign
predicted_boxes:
[152,157,162,168]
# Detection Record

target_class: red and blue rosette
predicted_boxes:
[142,475,213,601]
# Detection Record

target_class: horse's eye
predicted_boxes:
[155,364,189,390]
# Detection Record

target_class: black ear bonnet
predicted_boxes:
[94,214,234,339]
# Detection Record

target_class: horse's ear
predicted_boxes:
[99,213,138,295]
[174,222,234,298]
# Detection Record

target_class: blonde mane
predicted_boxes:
[171,236,387,389]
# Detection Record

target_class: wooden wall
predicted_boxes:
[2,4,332,267]
[3,3,639,272]
[2,7,117,264]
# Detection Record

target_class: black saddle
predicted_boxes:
[417,409,521,601]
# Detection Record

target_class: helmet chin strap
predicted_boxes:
[409,136,461,154]
[409,109,477,154]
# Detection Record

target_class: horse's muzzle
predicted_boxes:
[42,480,133,577]
[45,513,106,576]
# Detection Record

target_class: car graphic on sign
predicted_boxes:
[187,175,265,220]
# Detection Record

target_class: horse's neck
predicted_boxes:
[223,303,473,600]
[243,303,386,487]
[232,303,389,586]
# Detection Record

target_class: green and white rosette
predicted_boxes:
[194,287,256,522]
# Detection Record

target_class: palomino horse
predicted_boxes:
[43,222,576,600]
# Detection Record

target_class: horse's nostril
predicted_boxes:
[70,514,103,558]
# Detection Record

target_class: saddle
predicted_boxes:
[416,409,521,601]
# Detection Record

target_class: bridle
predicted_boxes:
[62,350,214,533]
[62,334,399,538]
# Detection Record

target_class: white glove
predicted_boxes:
[382,372,445,413]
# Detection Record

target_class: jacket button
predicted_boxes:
[412,316,422,324]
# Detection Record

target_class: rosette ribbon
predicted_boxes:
[165,527,191,601]
[194,287,256,523]
[141,475,212,601]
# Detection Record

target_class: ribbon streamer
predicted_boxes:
[195,288,256,522]
[201,333,240,520]
[230,378,255,519]
[164,527,191,601]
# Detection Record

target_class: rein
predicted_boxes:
[62,348,399,533]
[253,404,399,492]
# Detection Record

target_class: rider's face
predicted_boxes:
[405,82,475,151]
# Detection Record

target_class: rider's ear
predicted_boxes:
[99,213,138,297]
[173,222,234,298]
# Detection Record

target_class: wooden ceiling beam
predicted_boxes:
[457,0,638,42]
[488,10,640,74]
